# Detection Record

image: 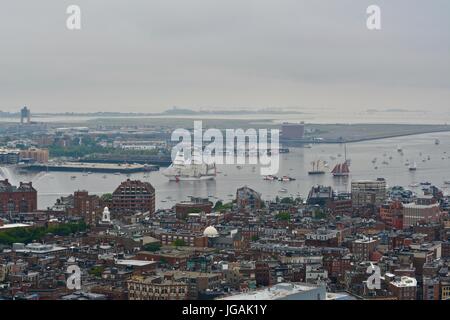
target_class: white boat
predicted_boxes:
[279,188,288,193]
[409,162,417,171]
[278,175,296,182]
[162,149,216,181]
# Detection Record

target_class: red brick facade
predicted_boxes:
[0,179,37,215]
[112,179,155,214]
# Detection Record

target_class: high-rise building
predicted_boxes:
[20,106,31,124]
[112,179,155,214]
[73,190,101,225]
[351,179,386,209]
[236,186,262,211]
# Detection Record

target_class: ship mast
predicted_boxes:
[344,143,347,162]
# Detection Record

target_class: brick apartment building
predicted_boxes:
[175,197,213,220]
[402,198,442,229]
[388,276,417,300]
[380,201,404,230]
[127,275,188,300]
[112,179,155,214]
[72,190,101,225]
[0,179,37,216]
[351,237,379,261]
[255,261,271,286]
[19,148,49,163]
[351,179,387,209]
[236,186,262,211]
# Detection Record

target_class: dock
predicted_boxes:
[20,162,159,174]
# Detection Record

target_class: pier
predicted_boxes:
[20,162,159,174]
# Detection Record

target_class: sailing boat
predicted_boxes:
[308,160,325,175]
[331,144,350,177]
[331,162,350,177]
[162,149,216,181]
[409,161,417,171]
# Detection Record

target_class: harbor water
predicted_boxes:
[2,132,450,210]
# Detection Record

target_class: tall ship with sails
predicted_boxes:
[331,144,350,177]
[308,160,325,175]
[331,162,350,177]
[162,149,216,181]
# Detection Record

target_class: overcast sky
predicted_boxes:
[0,0,449,114]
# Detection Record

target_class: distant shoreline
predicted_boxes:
[1,114,450,145]
[282,128,450,145]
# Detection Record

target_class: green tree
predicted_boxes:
[314,209,327,220]
[276,212,290,221]
[0,221,87,245]
[173,239,187,247]
[89,266,105,278]
[214,201,233,211]
[213,201,223,211]
[280,197,294,204]
[143,242,162,252]
[101,193,113,202]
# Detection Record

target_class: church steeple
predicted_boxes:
[101,207,111,223]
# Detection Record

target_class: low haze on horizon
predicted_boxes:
[0,0,449,114]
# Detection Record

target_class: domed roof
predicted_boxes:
[103,207,110,212]
[203,226,219,238]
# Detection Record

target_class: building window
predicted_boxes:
[20,199,28,212]
[7,199,15,213]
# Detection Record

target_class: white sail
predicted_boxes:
[163,149,216,181]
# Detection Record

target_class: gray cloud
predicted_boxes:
[0,0,449,113]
